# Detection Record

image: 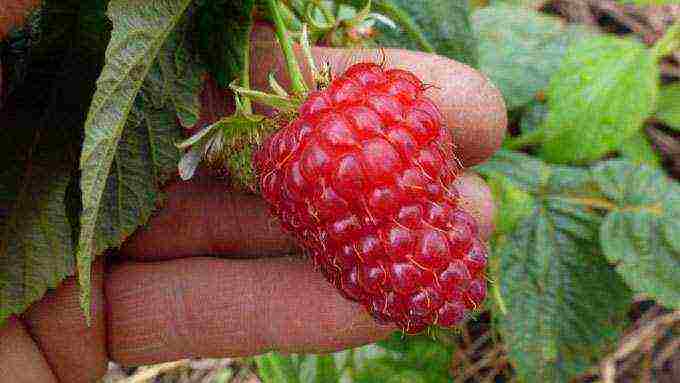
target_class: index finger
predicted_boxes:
[250,30,507,167]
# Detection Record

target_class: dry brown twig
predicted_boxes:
[600,310,680,383]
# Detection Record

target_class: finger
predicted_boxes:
[21,259,107,383]
[250,26,507,167]
[0,316,58,383]
[106,257,395,366]
[119,172,297,260]
[121,170,494,261]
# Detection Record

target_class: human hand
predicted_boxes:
[0,33,506,383]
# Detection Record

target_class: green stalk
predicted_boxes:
[240,23,253,114]
[266,0,308,96]
[652,20,680,60]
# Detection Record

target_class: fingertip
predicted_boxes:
[451,171,496,242]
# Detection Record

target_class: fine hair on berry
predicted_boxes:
[255,62,488,334]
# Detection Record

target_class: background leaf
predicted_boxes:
[472,5,595,110]
[655,83,680,131]
[519,99,548,135]
[77,0,193,316]
[91,102,182,258]
[196,0,254,88]
[619,130,662,168]
[0,148,75,326]
[594,160,680,309]
[540,36,658,163]
[373,0,478,67]
[479,151,633,380]
[145,20,205,128]
[0,0,106,325]
[253,335,454,382]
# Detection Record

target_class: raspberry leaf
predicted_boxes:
[77,0,194,319]
[371,0,478,67]
[486,173,536,237]
[478,150,633,380]
[655,83,680,131]
[143,23,205,128]
[91,102,181,256]
[0,0,109,325]
[619,130,662,168]
[472,5,595,110]
[0,150,74,326]
[594,160,680,309]
[196,0,254,88]
[475,149,552,194]
[540,36,659,163]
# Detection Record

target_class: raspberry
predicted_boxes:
[255,62,487,333]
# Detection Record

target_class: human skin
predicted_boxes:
[0,40,506,382]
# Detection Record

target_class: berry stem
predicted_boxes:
[240,22,253,114]
[491,283,507,316]
[229,84,297,111]
[266,0,308,96]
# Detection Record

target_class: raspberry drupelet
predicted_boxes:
[254,62,488,333]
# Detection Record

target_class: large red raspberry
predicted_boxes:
[255,62,487,333]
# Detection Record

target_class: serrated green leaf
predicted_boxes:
[0,149,75,325]
[619,130,661,168]
[144,22,205,128]
[486,173,536,236]
[91,102,182,259]
[496,199,631,381]
[196,0,254,87]
[473,5,595,109]
[475,149,552,193]
[593,160,680,309]
[480,151,633,380]
[656,83,680,130]
[77,0,193,318]
[372,0,478,67]
[141,105,184,184]
[0,0,104,323]
[540,36,659,163]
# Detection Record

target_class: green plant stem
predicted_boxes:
[504,130,545,150]
[491,282,507,316]
[652,20,680,60]
[241,23,253,114]
[372,0,434,53]
[266,0,308,96]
